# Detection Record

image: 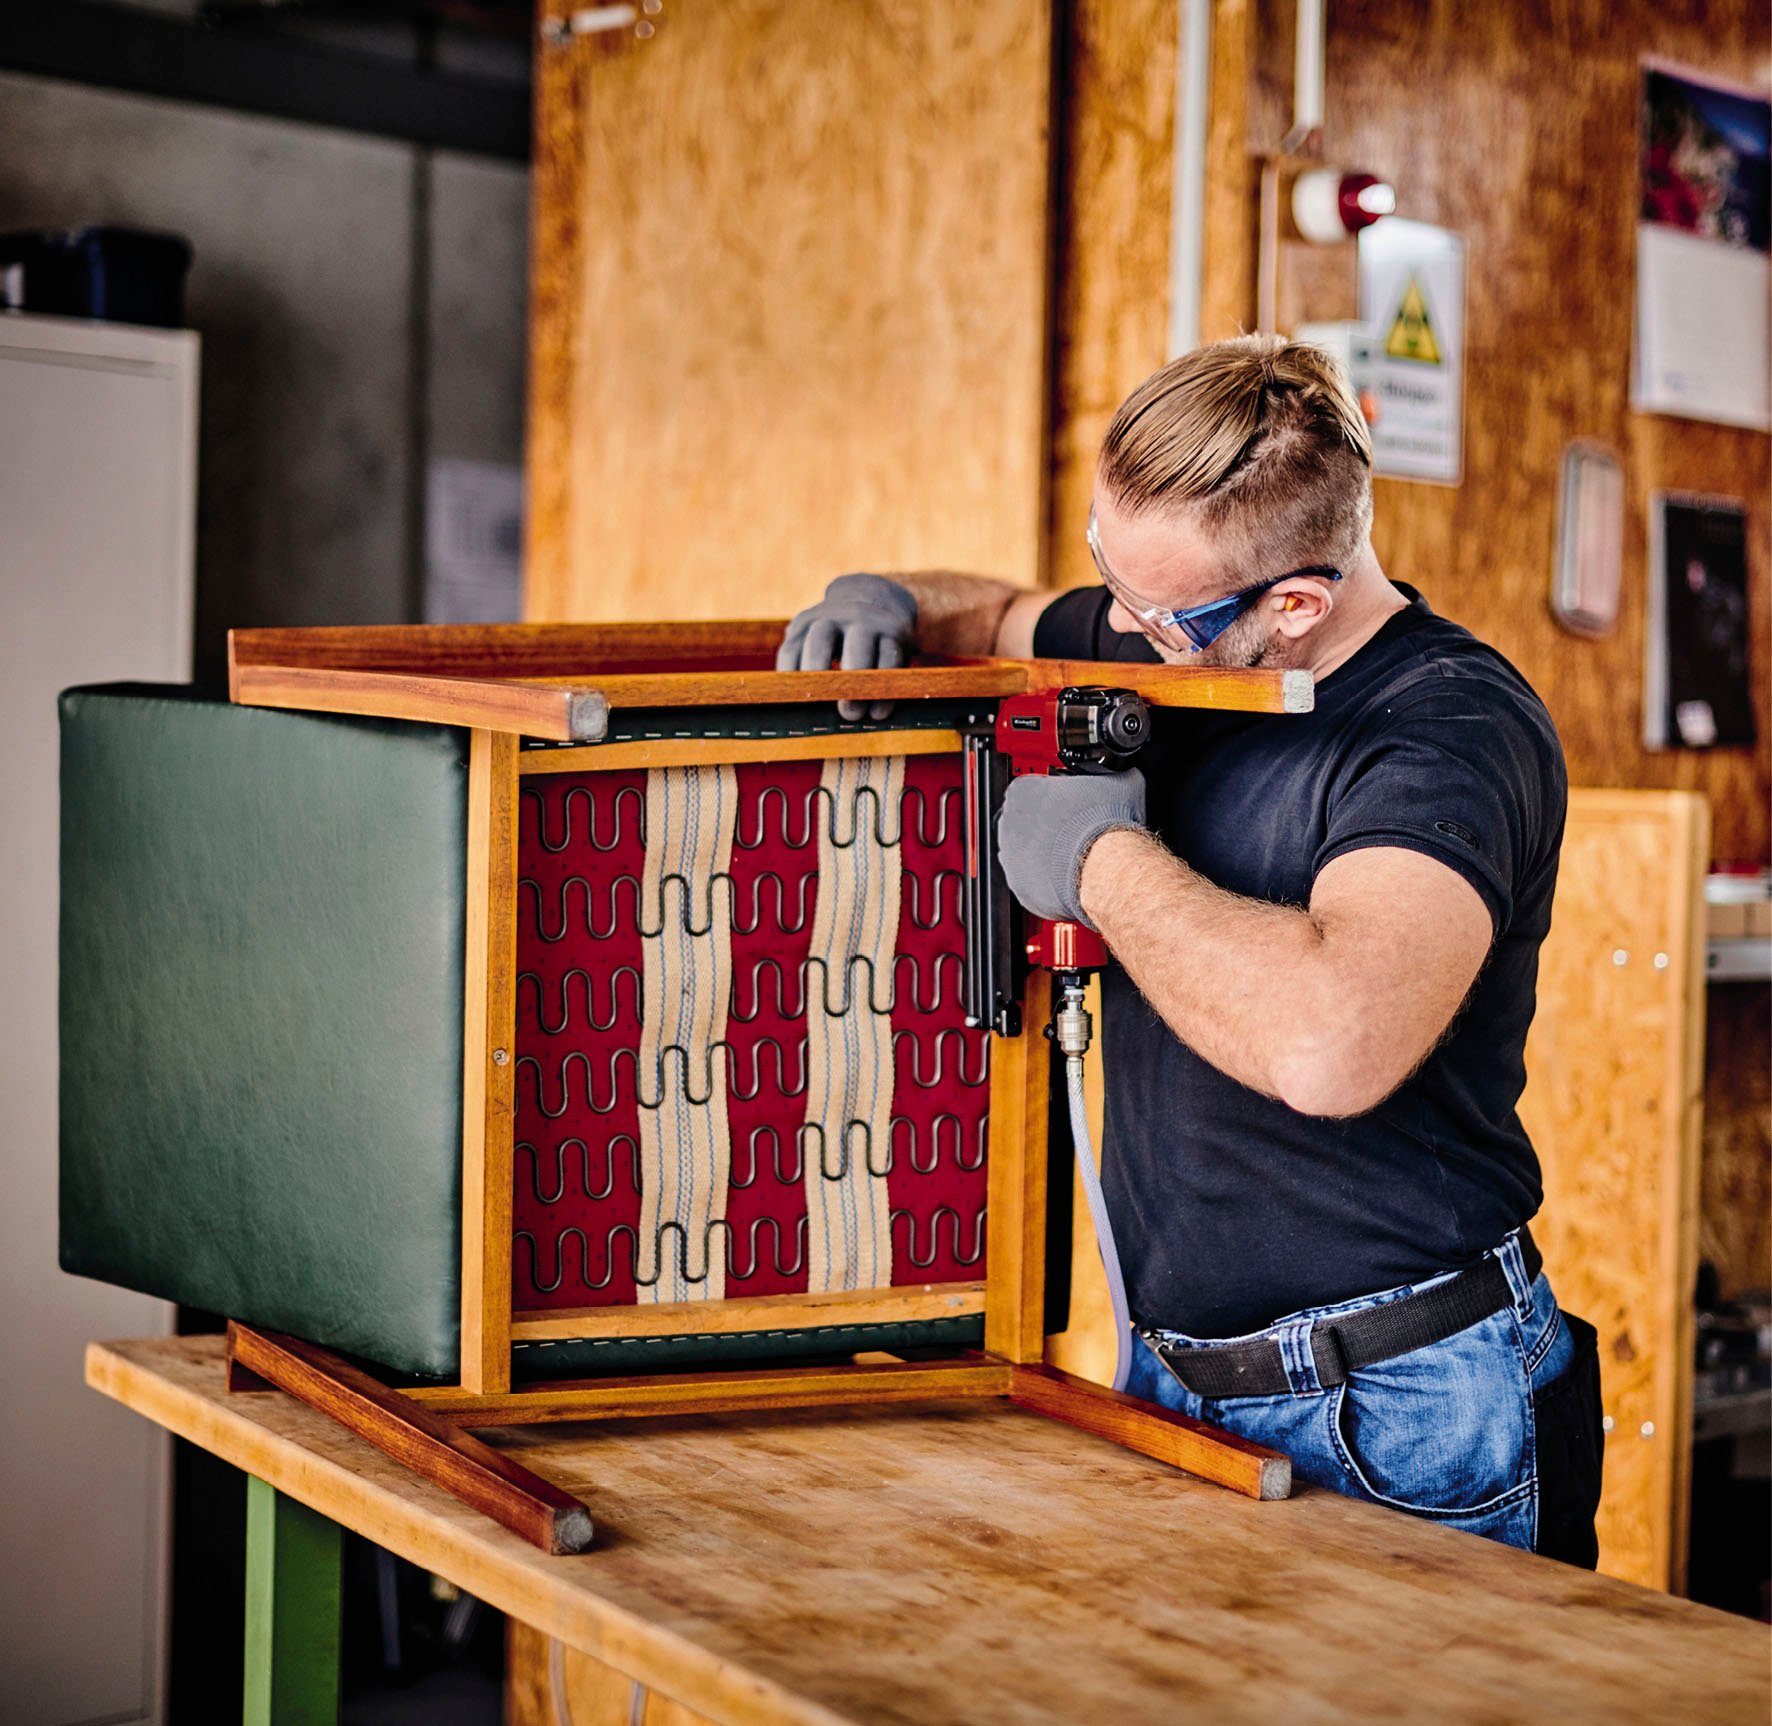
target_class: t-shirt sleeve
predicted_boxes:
[1313,678,1566,936]
[1031,585,1161,663]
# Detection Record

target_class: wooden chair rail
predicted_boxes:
[227,1324,595,1555]
[227,624,1315,738]
[223,1327,1291,1549]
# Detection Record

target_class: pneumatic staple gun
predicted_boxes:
[962,686,1151,1389]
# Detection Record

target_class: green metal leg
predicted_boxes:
[244,1476,342,1726]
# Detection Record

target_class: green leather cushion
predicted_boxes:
[59,685,470,1377]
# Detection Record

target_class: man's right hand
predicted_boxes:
[776,572,919,722]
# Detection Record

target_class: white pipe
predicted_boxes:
[1293,0,1326,140]
[1067,1053,1134,1393]
[1167,0,1213,358]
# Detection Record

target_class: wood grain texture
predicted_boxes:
[1009,1362,1291,1499]
[232,664,608,741]
[403,1359,1012,1426]
[526,0,1056,623]
[1239,0,1769,862]
[1047,0,1182,592]
[984,970,1052,1363]
[511,1284,987,1344]
[1042,975,1117,1385]
[515,731,969,775]
[92,1335,1770,1726]
[1520,789,1710,1591]
[509,1621,719,1726]
[232,620,791,674]
[229,627,1310,728]
[228,1326,594,1555]
[1699,984,1771,1298]
[1032,658,1312,710]
[462,729,520,1395]
[1200,0,1259,343]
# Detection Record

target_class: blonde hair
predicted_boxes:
[1098,335,1374,578]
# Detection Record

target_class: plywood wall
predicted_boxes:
[526,0,1056,624]
[1520,790,1709,1592]
[1046,0,1180,592]
[1232,0,1770,862]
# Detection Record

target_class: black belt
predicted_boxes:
[1143,1233,1542,1401]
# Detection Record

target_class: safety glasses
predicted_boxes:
[1086,505,1343,653]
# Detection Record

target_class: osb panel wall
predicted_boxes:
[1520,790,1709,1592]
[525,0,1056,623]
[1238,0,1770,863]
[1047,0,1180,592]
[1045,0,1259,591]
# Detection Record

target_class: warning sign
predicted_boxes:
[1384,276,1442,363]
[1358,219,1466,484]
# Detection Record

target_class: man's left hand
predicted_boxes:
[997,770,1147,927]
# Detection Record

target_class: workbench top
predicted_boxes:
[90,1335,1767,1726]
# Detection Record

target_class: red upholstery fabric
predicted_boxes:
[514,769,646,1306]
[511,752,991,1311]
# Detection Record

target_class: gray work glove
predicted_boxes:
[997,769,1147,928]
[776,572,918,722]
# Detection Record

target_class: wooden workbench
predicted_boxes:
[91,1335,1768,1726]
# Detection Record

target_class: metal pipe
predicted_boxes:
[1166,0,1214,357]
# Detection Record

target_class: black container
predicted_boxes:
[0,226,193,329]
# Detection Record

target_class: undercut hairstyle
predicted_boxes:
[1098,335,1375,583]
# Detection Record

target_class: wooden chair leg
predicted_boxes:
[227,1322,595,1554]
[1007,1363,1292,1501]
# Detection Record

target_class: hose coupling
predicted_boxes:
[1052,969,1094,1059]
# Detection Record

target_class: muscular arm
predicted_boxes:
[1078,830,1494,1117]
[887,573,1052,656]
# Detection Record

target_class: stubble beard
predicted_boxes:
[1182,609,1279,670]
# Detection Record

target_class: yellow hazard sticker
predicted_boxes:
[1383,276,1442,364]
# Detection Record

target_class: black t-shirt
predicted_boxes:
[1033,582,1567,1337]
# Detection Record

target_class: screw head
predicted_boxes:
[1653,952,1669,970]
[1640,1420,1655,1438]
[1612,949,1629,966]
[492,1047,510,1067]
[1601,1415,1614,1432]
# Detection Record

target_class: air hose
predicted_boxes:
[1053,972,1134,1393]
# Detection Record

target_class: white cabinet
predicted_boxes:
[0,312,197,1726]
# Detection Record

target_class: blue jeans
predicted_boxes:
[1128,1233,1599,1557]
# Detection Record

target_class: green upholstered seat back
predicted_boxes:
[58,685,470,1377]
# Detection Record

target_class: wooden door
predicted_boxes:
[528,0,1057,623]
[1522,788,1710,1590]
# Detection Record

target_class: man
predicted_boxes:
[777,335,1606,1565]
